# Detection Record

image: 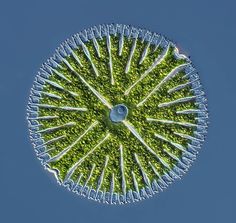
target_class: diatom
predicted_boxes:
[27,24,208,204]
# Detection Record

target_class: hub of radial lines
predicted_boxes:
[109,104,128,123]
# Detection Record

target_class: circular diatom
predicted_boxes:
[27,24,208,204]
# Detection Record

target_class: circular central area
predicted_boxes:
[109,104,128,123]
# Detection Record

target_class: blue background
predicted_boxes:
[0,0,235,222]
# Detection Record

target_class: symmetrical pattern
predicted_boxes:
[27,24,208,204]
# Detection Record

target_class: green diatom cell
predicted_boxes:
[27,24,208,204]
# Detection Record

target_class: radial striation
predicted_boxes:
[27,24,208,204]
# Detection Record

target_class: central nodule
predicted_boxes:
[109,104,128,123]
